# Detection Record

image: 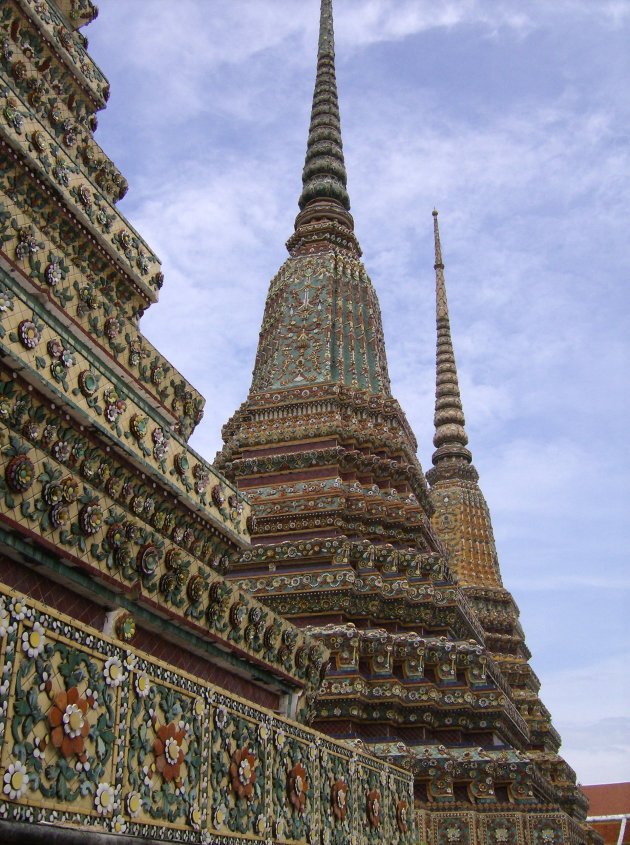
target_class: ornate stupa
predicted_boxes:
[426,209,591,825]
[217,1,600,843]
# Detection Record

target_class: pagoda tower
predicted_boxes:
[426,210,591,825]
[217,1,599,842]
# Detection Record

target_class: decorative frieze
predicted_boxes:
[0,296,217,526]
[0,585,414,843]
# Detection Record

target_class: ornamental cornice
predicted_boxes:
[222,413,414,456]
[426,460,480,485]
[51,0,99,30]
[286,217,362,259]
[0,70,127,204]
[0,291,216,517]
[0,117,159,301]
[2,48,98,158]
[1,8,120,192]
[14,0,108,107]
[0,375,246,567]
[464,584,522,614]
[232,585,485,644]
[0,250,203,439]
[238,539,450,578]
[409,744,563,808]
[310,625,491,681]
[249,510,431,548]
[225,444,433,515]
[0,414,325,689]
[314,688,529,750]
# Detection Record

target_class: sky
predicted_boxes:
[86,0,629,786]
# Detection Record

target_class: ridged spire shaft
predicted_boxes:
[298,0,351,214]
[431,210,472,467]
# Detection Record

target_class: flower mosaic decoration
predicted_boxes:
[3,760,29,800]
[152,427,170,464]
[0,286,14,339]
[331,778,348,821]
[367,788,381,828]
[187,574,204,603]
[153,721,186,783]
[288,761,308,814]
[104,316,122,340]
[17,319,41,349]
[21,621,46,658]
[230,745,256,800]
[47,338,75,389]
[129,414,148,440]
[5,454,34,493]
[94,781,115,815]
[213,804,228,829]
[115,612,136,643]
[4,97,24,133]
[126,791,142,818]
[45,260,63,288]
[15,226,41,261]
[79,502,103,536]
[104,655,125,687]
[136,543,161,576]
[103,386,126,428]
[78,184,92,208]
[212,483,226,509]
[396,798,409,833]
[48,686,91,761]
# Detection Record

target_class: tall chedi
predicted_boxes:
[426,210,593,833]
[218,2,599,843]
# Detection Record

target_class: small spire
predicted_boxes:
[431,211,472,468]
[297,0,352,219]
[432,208,443,268]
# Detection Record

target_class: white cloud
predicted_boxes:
[541,656,630,784]
[566,719,630,787]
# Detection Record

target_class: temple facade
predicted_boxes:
[0,0,598,844]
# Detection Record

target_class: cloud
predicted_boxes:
[565,719,630,787]
[93,0,630,138]
[540,656,630,784]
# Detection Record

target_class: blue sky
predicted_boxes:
[87,1,629,785]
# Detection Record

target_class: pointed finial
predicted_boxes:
[431,212,473,468]
[433,208,443,269]
[318,0,335,56]
[297,0,351,216]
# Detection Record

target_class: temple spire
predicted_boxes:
[431,210,473,469]
[294,0,355,236]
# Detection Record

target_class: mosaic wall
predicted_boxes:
[0,584,415,844]
[0,374,327,688]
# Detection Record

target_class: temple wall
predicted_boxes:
[0,581,415,844]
